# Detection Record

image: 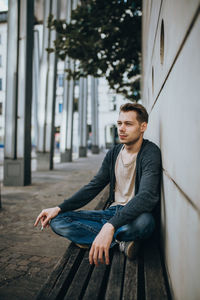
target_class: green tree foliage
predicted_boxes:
[48,0,142,101]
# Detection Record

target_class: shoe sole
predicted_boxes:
[125,241,139,260]
[75,243,90,249]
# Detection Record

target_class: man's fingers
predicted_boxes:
[89,244,100,266]
[93,247,99,266]
[89,245,94,265]
[98,248,104,264]
[34,212,43,227]
[104,248,110,265]
[89,245,110,265]
[42,216,50,228]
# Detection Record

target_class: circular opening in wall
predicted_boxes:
[160,19,164,65]
[152,66,154,95]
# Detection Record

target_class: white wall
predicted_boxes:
[142,1,200,299]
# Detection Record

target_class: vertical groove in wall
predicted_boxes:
[150,0,163,64]
[163,169,200,216]
[142,0,163,103]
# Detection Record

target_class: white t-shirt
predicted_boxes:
[111,146,138,207]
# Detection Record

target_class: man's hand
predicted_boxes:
[89,223,115,266]
[34,206,61,228]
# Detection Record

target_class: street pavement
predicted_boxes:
[0,151,106,300]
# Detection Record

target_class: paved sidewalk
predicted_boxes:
[0,151,106,300]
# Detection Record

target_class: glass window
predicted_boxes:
[58,74,64,87]
[0,102,2,115]
[0,78,2,90]
[109,96,116,111]
[59,103,63,113]
[0,55,2,67]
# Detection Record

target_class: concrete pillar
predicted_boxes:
[78,77,88,157]
[48,0,60,170]
[32,29,40,148]
[37,0,51,168]
[37,0,50,151]
[60,58,69,161]
[60,0,77,162]
[60,58,74,162]
[91,77,99,154]
[37,0,60,170]
[4,0,34,186]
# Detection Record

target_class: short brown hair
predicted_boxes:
[120,103,148,123]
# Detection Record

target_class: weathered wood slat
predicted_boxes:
[36,244,83,300]
[63,250,93,300]
[83,258,110,299]
[144,241,168,300]
[122,258,138,300]
[105,250,125,300]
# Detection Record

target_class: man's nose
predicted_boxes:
[119,123,125,131]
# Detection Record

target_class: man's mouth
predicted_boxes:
[119,135,127,138]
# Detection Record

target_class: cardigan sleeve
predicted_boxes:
[107,144,162,229]
[58,150,111,212]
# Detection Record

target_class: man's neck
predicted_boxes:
[123,137,143,154]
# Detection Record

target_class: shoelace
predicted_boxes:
[119,241,126,252]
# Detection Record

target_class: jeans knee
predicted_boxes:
[134,213,155,237]
[50,215,60,232]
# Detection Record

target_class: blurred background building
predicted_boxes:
[0,1,130,186]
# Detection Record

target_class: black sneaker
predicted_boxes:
[119,241,140,260]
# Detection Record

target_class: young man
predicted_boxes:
[34,103,162,266]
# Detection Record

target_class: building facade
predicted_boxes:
[1,8,126,158]
[142,1,200,299]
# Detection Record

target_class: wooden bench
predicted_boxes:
[36,189,171,300]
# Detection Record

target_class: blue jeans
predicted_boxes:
[50,205,155,248]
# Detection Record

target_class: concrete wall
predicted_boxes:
[142,1,200,299]
[0,21,7,146]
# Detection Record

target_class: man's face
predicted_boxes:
[117,111,147,145]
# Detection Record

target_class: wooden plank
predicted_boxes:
[144,241,168,300]
[36,244,83,300]
[63,250,93,300]
[105,249,125,300]
[122,258,138,300]
[83,259,109,300]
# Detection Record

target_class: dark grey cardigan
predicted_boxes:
[58,139,162,230]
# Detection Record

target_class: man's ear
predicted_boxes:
[140,122,147,133]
